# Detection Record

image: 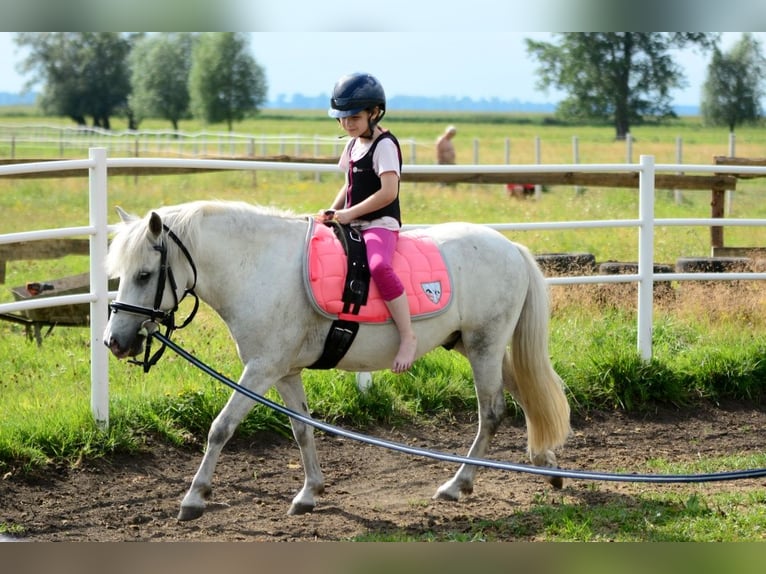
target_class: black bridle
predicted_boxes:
[109,224,200,372]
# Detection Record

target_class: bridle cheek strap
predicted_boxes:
[109,224,199,373]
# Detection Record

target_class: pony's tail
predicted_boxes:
[504,243,571,457]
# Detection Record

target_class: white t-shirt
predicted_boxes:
[338,134,401,231]
[339,135,401,177]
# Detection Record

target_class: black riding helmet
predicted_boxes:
[328,73,386,137]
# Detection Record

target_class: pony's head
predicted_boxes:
[104,206,198,360]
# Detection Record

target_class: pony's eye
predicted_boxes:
[136,271,152,283]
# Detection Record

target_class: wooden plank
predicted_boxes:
[0,239,90,284]
[712,247,766,258]
[0,239,90,261]
[0,155,339,179]
[713,156,766,179]
[401,171,737,190]
[714,156,766,166]
[0,158,739,190]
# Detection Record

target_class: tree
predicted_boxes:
[15,32,137,129]
[129,33,197,131]
[526,33,719,139]
[188,33,267,131]
[700,33,766,132]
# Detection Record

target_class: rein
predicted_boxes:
[110,224,200,372]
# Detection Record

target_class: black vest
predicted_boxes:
[346,132,402,225]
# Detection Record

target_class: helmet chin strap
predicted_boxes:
[360,123,375,139]
[360,108,385,139]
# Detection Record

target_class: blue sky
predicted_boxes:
[0,31,762,107]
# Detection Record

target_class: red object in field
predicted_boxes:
[25,282,55,296]
[506,183,536,198]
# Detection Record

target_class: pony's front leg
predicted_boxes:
[275,374,324,515]
[178,363,269,521]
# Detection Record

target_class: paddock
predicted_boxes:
[2,151,766,427]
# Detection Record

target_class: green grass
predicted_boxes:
[2,110,766,541]
[3,284,765,477]
[352,452,766,542]
[352,490,766,541]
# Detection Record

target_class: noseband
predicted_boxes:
[109,224,200,372]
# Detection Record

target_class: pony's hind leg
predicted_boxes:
[502,351,566,489]
[274,374,325,515]
[433,346,507,501]
[178,362,272,521]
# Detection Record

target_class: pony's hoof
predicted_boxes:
[432,483,464,502]
[432,491,459,502]
[177,505,205,521]
[546,474,564,489]
[288,502,315,515]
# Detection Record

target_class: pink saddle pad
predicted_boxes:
[305,221,452,323]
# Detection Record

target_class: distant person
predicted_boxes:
[436,125,457,186]
[436,125,457,165]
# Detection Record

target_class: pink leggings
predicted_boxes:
[362,227,404,301]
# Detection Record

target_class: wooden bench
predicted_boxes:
[4,271,118,345]
[0,238,103,345]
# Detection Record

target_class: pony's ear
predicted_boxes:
[115,206,138,223]
[148,211,163,237]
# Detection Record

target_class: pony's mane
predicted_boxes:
[106,200,301,277]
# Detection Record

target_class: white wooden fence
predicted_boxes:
[1,150,766,427]
[0,122,741,166]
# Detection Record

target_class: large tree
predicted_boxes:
[129,33,197,131]
[15,32,137,129]
[526,33,719,139]
[188,32,267,131]
[700,33,766,132]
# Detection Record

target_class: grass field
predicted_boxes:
[2,110,766,541]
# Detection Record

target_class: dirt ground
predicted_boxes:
[2,401,765,542]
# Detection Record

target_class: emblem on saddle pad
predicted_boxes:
[421,281,442,304]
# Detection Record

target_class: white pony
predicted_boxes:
[104,200,570,519]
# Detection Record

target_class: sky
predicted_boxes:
[0,1,764,110]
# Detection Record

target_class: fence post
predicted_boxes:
[572,136,582,195]
[133,136,140,185]
[89,147,110,428]
[674,136,683,204]
[534,136,542,199]
[637,154,655,362]
[726,132,736,216]
[626,133,633,163]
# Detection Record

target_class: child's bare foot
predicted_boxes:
[392,333,417,373]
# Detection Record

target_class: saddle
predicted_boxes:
[304,219,452,323]
[303,218,452,369]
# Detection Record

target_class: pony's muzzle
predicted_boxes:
[105,320,158,359]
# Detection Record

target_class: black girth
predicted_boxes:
[309,222,370,369]
[333,222,370,314]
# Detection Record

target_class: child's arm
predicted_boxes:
[334,171,398,224]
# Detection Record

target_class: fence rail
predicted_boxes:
[1,150,766,427]
[0,122,747,166]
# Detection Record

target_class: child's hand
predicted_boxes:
[316,209,335,222]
